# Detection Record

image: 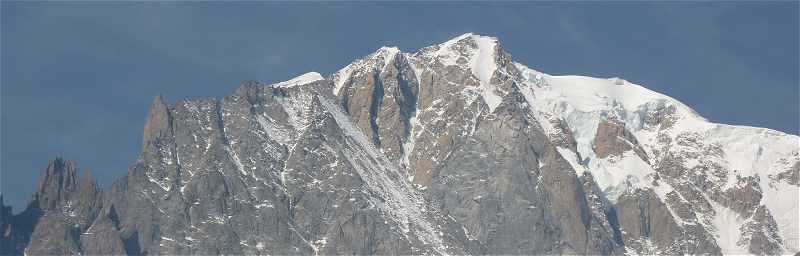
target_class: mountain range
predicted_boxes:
[2,33,798,255]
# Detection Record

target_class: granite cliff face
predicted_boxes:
[3,34,798,255]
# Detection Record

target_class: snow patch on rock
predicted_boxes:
[273,72,324,88]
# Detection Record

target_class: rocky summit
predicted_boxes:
[2,33,798,255]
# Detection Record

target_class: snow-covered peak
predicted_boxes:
[272,72,324,88]
[375,46,401,68]
[429,33,499,69]
[513,60,800,254]
[515,62,706,130]
[418,33,504,111]
[469,35,502,111]
[543,73,700,118]
[515,60,798,183]
[331,46,404,96]
[439,32,497,47]
[446,32,475,42]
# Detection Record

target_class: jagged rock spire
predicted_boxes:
[34,157,78,210]
[142,94,173,148]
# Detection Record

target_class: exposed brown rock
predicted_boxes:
[142,94,173,148]
[593,118,648,162]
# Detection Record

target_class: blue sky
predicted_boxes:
[2,2,797,210]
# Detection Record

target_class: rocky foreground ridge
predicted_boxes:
[2,33,798,255]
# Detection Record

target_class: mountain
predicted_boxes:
[2,33,797,255]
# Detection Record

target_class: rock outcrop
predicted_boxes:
[593,118,648,162]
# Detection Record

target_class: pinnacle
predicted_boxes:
[142,93,172,147]
[34,158,79,209]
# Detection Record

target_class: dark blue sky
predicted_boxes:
[2,2,797,210]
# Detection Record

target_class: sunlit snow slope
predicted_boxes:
[514,62,799,254]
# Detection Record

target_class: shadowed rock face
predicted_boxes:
[615,187,721,255]
[34,159,79,211]
[776,160,800,185]
[335,48,419,163]
[740,205,784,255]
[4,34,798,255]
[2,158,103,255]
